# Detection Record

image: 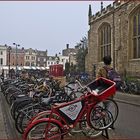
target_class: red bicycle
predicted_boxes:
[23,77,116,140]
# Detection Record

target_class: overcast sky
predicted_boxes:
[0,1,113,56]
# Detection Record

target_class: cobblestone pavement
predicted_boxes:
[0,91,20,139]
[0,90,140,139]
[0,93,8,139]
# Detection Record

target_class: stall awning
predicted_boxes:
[23,66,31,69]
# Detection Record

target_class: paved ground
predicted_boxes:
[0,94,8,139]
[0,90,140,139]
[115,91,140,106]
[0,91,20,139]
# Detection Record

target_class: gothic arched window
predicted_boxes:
[132,9,140,58]
[99,23,111,61]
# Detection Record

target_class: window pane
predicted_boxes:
[101,30,103,45]
[100,24,111,60]
[107,45,111,56]
[105,27,107,44]
[133,16,137,36]
[103,27,105,44]
[138,37,140,58]
[0,58,2,65]
[138,14,140,35]
[107,26,108,43]
[101,46,103,60]
[104,45,107,56]
[133,38,137,58]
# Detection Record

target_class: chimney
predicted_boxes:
[66,44,69,49]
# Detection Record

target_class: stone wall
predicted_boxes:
[86,1,140,77]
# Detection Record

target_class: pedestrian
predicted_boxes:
[97,55,121,89]
[96,55,115,96]
[96,55,116,129]
[96,55,112,79]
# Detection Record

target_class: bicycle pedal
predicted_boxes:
[68,133,73,137]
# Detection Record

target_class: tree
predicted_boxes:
[76,37,88,73]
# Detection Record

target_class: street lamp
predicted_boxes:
[5,44,12,78]
[13,43,20,74]
[55,54,59,64]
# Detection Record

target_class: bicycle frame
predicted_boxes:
[47,93,99,129]
[23,77,116,139]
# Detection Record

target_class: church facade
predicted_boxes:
[85,1,140,78]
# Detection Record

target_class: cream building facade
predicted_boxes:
[24,48,37,66]
[0,45,7,67]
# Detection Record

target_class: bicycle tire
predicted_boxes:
[89,105,114,130]
[13,100,33,120]
[79,115,102,138]
[101,99,119,124]
[10,97,30,118]
[15,105,46,134]
[23,119,63,140]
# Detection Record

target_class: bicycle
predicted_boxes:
[23,77,117,140]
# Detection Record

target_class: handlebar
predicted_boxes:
[75,80,91,94]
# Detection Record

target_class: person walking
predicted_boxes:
[96,55,112,79]
[96,55,116,129]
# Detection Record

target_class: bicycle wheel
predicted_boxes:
[10,98,29,119]
[24,119,63,140]
[102,99,119,124]
[15,106,45,134]
[89,105,114,130]
[79,115,102,138]
[15,111,25,133]
[15,104,37,133]
[13,100,33,120]
[21,107,46,133]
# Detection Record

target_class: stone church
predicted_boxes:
[85,1,140,78]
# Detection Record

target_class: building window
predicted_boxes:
[0,51,3,55]
[0,58,3,65]
[132,9,140,59]
[31,62,34,66]
[32,56,35,60]
[26,56,30,60]
[25,61,30,66]
[99,23,111,61]
[40,58,43,61]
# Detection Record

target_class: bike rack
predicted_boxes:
[102,128,109,139]
[101,118,110,139]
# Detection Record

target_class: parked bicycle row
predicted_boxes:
[0,76,119,140]
[118,79,140,95]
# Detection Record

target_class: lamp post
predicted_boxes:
[8,46,12,78]
[55,54,59,64]
[13,43,20,74]
[5,44,12,78]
